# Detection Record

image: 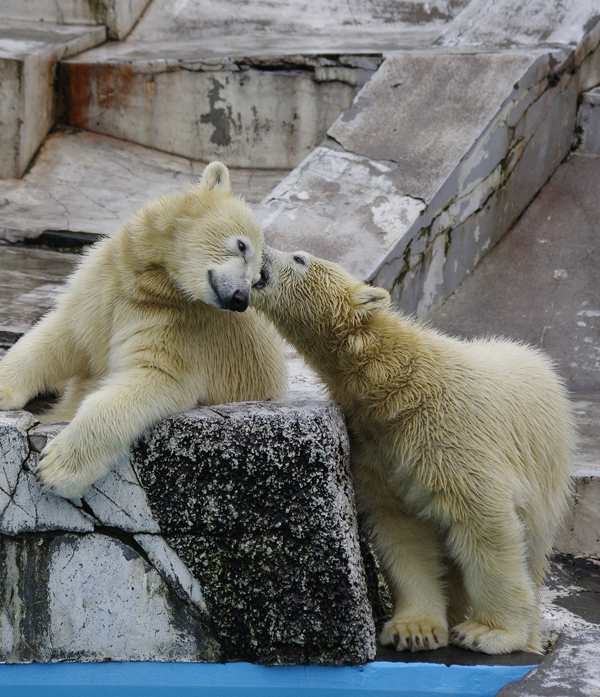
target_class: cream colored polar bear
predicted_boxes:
[251,246,574,655]
[0,163,286,498]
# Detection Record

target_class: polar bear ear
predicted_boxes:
[199,161,231,193]
[350,284,390,316]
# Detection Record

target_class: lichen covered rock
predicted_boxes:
[133,401,377,665]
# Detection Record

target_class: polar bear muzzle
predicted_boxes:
[208,270,250,312]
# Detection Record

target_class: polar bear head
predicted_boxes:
[159,162,264,312]
[251,245,390,355]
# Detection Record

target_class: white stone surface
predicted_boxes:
[328,52,543,201]
[0,129,288,243]
[0,463,96,535]
[257,146,425,280]
[0,22,105,178]
[0,412,33,518]
[436,0,600,49]
[0,0,151,40]
[0,420,97,534]
[0,418,161,535]
[46,533,216,661]
[124,0,468,53]
[84,456,161,533]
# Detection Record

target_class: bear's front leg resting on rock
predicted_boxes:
[35,367,197,498]
[370,509,449,652]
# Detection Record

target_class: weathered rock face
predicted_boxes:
[0,531,219,664]
[133,401,377,665]
[0,401,378,665]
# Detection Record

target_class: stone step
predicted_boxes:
[0,0,150,40]
[0,128,289,245]
[57,48,381,170]
[0,21,105,179]
[53,0,475,170]
[123,0,467,52]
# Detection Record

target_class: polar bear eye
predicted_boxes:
[293,255,306,266]
[237,240,247,254]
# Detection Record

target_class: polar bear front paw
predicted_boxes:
[380,618,449,652]
[35,433,98,499]
[449,620,529,654]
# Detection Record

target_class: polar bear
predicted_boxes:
[251,245,574,655]
[0,163,287,499]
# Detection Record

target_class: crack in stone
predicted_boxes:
[0,427,32,521]
[87,485,137,523]
[26,183,71,229]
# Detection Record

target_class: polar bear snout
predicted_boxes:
[208,269,251,312]
[228,288,250,312]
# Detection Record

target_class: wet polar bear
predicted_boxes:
[0,163,286,499]
[251,246,574,655]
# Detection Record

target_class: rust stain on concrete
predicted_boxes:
[58,62,139,129]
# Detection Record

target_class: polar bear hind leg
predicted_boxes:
[447,509,538,654]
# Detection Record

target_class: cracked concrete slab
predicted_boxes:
[258,44,596,318]
[328,51,541,201]
[83,456,161,534]
[0,419,97,535]
[0,464,96,535]
[257,145,425,279]
[0,413,31,519]
[0,420,159,536]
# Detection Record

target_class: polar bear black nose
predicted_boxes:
[229,289,249,312]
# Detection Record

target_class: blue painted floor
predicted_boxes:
[0,661,535,697]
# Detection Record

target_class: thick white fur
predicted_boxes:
[0,163,287,498]
[251,246,575,655]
